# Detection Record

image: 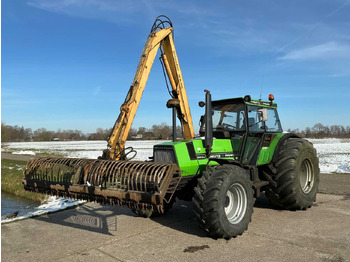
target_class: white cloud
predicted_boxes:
[28,0,137,13]
[24,0,350,68]
[27,0,146,24]
[26,0,209,24]
[278,42,350,61]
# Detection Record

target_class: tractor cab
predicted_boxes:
[200,94,283,165]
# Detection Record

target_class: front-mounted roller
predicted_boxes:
[23,158,181,214]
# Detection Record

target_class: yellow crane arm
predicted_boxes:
[105,17,194,160]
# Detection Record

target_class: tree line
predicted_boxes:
[1,122,183,142]
[2,122,350,143]
[287,123,350,139]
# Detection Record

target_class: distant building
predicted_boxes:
[143,132,154,139]
[131,134,142,139]
[52,138,60,141]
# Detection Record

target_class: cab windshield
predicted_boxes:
[212,103,245,131]
[212,103,283,132]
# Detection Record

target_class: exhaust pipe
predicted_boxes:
[166,98,180,141]
[204,90,213,158]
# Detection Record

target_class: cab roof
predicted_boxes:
[212,97,277,109]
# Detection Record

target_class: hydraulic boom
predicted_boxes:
[22,16,192,215]
[104,16,194,160]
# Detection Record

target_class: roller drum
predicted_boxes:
[23,157,181,213]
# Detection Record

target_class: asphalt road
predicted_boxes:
[2,193,350,262]
[2,152,350,261]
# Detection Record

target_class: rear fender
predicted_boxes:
[271,133,300,163]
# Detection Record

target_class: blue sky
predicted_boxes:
[2,0,350,134]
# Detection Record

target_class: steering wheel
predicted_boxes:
[223,123,236,130]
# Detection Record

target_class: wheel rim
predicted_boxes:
[299,158,314,194]
[224,183,247,224]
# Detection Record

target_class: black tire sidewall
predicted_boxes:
[214,167,253,237]
[291,141,319,206]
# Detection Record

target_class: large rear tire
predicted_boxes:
[265,138,320,210]
[193,165,254,239]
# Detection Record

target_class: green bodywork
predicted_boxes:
[154,96,286,177]
[155,139,229,177]
[256,132,285,165]
[246,99,277,109]
[157,132,286,177]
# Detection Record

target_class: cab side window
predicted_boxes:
[247,106,282,132]
[265,108,282,132]
[247,107,263,131]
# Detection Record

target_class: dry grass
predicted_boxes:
[1,159,48,203]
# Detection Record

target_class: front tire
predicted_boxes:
[265,138,320,210]
[193,165,254,239]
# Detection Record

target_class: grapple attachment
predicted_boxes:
[23,158,181,213]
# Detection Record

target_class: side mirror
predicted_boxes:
[258,108,268,122]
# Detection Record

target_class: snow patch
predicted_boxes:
[12,150,36,156]
[336,163,350,173]
[1,196,86,224]
[307,138,350,173]
[3,139,350,174]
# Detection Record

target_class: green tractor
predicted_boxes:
[151,90,320,239]
[22,16,320,240]
[23,89,320,240]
